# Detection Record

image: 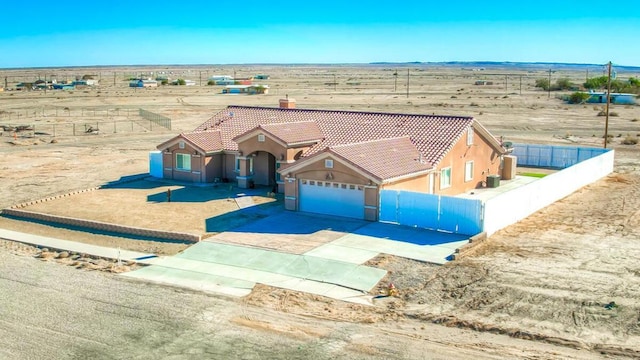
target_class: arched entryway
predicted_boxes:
[249,151,277,190]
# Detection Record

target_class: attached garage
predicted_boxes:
[298,179,365,219]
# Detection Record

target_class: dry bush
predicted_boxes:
[621,135,639,145]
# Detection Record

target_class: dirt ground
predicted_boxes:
[1,64,640,359]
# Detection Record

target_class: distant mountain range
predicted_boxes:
[369,61,640,72]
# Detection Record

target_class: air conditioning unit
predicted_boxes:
[486,175,501,188]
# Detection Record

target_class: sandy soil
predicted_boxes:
[1,64,640,359]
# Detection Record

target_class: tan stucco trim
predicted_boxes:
[472,120,507,154]
[277,151,383,185]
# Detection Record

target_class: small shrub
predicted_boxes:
[631,118,639,122]
[502,95,509,99]
[450,95,457,98]
[568,91,590,104]
[621,135,638,145]
[610,112,619,117]
[470,102,479,107]
[597,111,606,116]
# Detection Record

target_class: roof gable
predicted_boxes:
[157,130,223,154]
[233,121,324,147]
[280,137,433,183]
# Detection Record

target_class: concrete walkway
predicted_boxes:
[0,228,155,262]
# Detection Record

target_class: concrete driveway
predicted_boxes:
[124,212,472,302]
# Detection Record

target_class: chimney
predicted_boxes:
[279,94,296,109]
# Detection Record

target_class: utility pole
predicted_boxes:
[406,69,410,98]
[504,75,508,93]
[586,69,589,82]
[394,69,398,92]
[547,68,552,99]
[604,61,612,149]
[199,71,202,86]
[334,74,337,92]
[113,72,116,86]
[519,75,522,95]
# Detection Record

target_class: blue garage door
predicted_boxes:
[299,179,365,219]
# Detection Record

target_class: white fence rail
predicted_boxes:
[483,145,614,236]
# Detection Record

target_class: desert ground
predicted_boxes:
[1,64,639,359]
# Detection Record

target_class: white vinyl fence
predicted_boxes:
[483,144,614,236]
[378,144,614,238]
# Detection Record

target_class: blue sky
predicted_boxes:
[1,1,638,68]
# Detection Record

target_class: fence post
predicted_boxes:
[53,124,56,137]
[114,120,116,133]
[131,121,133,132]
[73,123,75,136]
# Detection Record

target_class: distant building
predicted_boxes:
[474,80,494,85]
[172,79,196,86]
[130,79,158,88]
[255,74,270,80]
[222,84,269,95]
[586,91,636,105]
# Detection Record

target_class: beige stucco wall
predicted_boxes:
[434,129,502,196]
[282,156,379,221]
[238,134,285,160]
[160,140,203,183]
[285,156,370,186]
[381,174,430,192]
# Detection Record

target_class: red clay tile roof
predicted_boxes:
[194,106,476,165]
[260,121,324,145]
[233,121,324,146]
[329,137,432,181]
[181,130,223,153]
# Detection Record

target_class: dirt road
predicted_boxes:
[0,244,607,360]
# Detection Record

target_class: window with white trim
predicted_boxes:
[176,153,191,171]
[258,134,265,142]
[276,162,281,181]
[235,158,241,172]
[465,161,474,182]
[467,127,474,146]
[179,141,185,149]
[440,167,451,189]
[325,159,334,168]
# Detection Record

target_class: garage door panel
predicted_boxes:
[299,180,364,219]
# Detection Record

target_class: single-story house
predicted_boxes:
[209,75,233,81]
[154,99,509,220]
[222,85,269,95]
[130,79,158,88]
[255,74,270,80]
[586,91,636,105]
[474,80,494,85]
